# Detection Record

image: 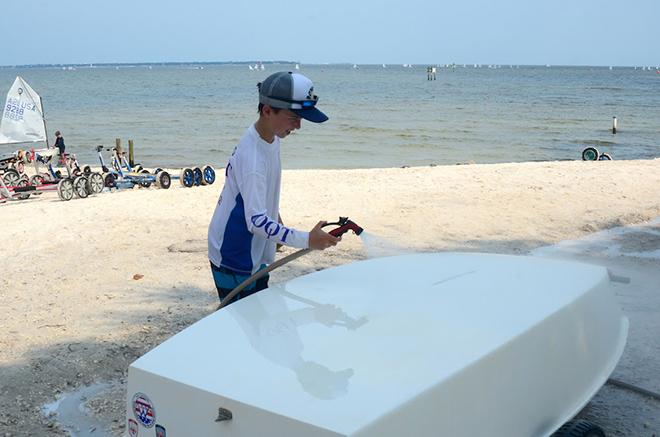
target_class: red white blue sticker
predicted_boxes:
[127,418,139,436]
[155,424,167,437]
[132,392,156,428]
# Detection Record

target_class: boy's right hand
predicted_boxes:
[308,221,341,250]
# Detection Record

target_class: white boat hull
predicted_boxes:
[127,253,627,436]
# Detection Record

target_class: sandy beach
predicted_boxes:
[1,158,659,436]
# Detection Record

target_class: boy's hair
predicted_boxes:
[257,103,281,115]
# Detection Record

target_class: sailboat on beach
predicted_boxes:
[0,76,49,148]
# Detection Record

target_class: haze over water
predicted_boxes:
[1,64,658,169]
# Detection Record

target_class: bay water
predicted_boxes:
[1,63,658,169]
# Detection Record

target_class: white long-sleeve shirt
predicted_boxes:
[208,124,309,274]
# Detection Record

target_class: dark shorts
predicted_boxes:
[210,262,269,306]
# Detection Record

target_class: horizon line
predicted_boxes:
[1,61,659,69]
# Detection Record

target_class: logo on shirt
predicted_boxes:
[251,213,291,242]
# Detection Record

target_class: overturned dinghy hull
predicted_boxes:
[127,253,627,437]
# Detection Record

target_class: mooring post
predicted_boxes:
[612,116,618,134]
[128,139,135,166]
[115,138,123,155]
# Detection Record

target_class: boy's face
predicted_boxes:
[270,108,302,139]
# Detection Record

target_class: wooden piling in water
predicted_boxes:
[128,139,134,166]
[612,117,618,134]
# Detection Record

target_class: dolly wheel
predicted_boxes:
[3,169,20,186]
[581,147,599,161]
[193,167,203,186]
[73,176,89,198]
[598,153,612,161]
[29,175,46,186]
[552,420,606,437]
[86,172,104,194]
[57,179,74,201]
[202,165,216,185]
[180,168,194,188]
[17,179,31,200]
[137,169,152,188]
[104,173,117,189]
[156,171,171,189]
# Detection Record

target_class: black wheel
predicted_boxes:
[73,176,89,198]
[192,167,202,186]
[598,153,612,161]
[3,169,20,186]
[57,179,74,201]
[104,173,117,188]
[16,179,31,200]
[155,171,171,189]
[86,172,104,194]
[552,420,606,437]
[202,165,216,185]
[180,168,194,188]
[582,147,599,161]
[138,169,152,188]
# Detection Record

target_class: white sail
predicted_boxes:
[0,76,47,146]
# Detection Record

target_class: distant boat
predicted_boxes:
[295,64,300,70]
[248,65,253,70]
[0,76,48,147]
[353,64,358,69]
[382,64,386,68]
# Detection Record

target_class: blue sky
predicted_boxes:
[2,0,658,67]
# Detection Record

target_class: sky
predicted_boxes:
[2,0,658,67]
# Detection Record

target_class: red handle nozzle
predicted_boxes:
[329,220,364,238]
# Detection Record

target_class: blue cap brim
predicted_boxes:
[291,107,328,123]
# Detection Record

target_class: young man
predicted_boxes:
[208,71,340,306]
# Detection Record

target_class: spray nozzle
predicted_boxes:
[324,217,364,238]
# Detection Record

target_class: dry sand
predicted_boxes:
[1,159,659,436]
